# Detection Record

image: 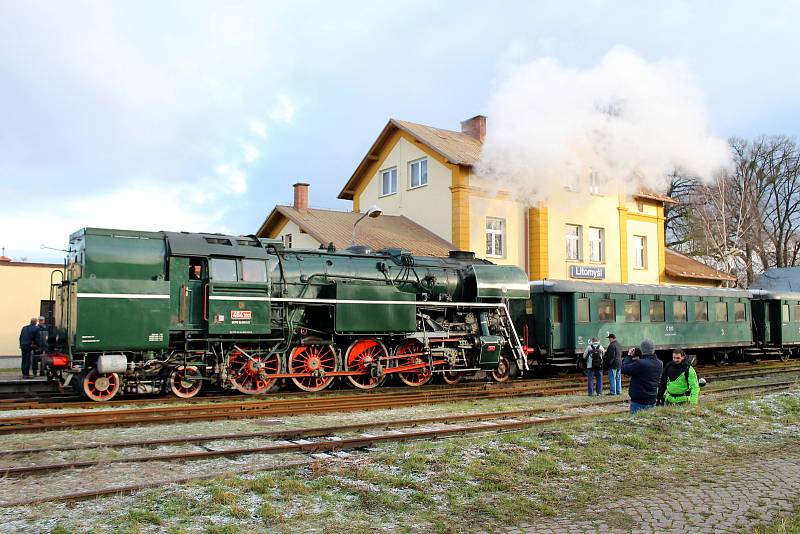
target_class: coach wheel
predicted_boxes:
[169,366,203,398]
[289,345,338,392]
[395,340,432,387]
[780,350,791,362]
[227,347,281,395]
[344,338,388,389]
[81,369,120,402]
[491,354,516,383]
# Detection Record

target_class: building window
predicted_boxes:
[409,158,428,188]
[674,301,687,322]
[380,167,397,196]
[734,302,747,322]
[598,299,615,322]
[283,234,292,248]
[589,227,604,263]
[636,200,644,212]
[577,298,590,323]
[485,218,505,257]
[695,301,708,322]
[633,235,647,269]
[624,300,641,322]
[589,169,600,195]
[564,173,579,192]
[566,224,582,261]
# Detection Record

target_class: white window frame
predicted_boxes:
[589,227,604,263]
[589,169,600,195]
[564,173,579,192]
[633,235,647,269]
[486,217,505,258]
[283,234,293,248]
[409,158,428,189]
[566,224,582,261]
[380,167,397,197]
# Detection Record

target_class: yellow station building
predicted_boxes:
[260,115,732,288]
[0,257,62,357]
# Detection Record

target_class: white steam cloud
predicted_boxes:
[478,48,731,201]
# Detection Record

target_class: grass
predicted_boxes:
[751,507,800,533]
[7,387,800,533]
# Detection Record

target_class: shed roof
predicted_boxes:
[665,249,737,283]
[256,206,457,257]
[749,267,800,300]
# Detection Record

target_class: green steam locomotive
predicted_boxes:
[49,228,530,401]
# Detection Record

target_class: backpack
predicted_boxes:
[589,346,603,369]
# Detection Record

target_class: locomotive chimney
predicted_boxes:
[293,182,309,210]
[460,115,486,143]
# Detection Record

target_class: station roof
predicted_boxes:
[665,250,737,283]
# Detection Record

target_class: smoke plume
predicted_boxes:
[478,48,731,202]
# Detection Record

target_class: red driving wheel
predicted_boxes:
[289,345,337,392]
[395,340,432,387]
[344,338,388,389]
[227,348,280,394]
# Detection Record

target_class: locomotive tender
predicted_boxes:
[48,228,530,401]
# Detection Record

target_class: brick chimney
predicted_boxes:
[293,182,309,210]
[460,115,486,143]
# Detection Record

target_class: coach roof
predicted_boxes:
[530,280,751,299]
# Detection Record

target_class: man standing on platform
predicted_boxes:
[605,333,623,395]
[18,318,38,379]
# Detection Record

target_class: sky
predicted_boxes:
[0,0,798,262]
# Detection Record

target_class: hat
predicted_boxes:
[607,333,616,339]
[38,316,45,321]
[640,339,655,355]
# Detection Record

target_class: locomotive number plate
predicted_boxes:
[231,310,252,320]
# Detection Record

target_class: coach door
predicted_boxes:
[549,295,566,350]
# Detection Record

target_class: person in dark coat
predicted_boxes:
[621,339,663,414]
[605,334,623,395]
[31,316,49,377]
[18,318,38,378]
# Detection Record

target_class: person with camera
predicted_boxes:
[621,339,663,414]
[657,348,700,406]
[582,337,605,396]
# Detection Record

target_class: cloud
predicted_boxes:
[249,119,267,140]
[242,142,261,164]
[214,163,247,194]
[269,94,296,125]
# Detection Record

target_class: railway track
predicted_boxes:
[0,362,797,434]
[0,378,792,507]
[0,360,796,411]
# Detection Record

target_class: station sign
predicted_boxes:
[570,265,605,280]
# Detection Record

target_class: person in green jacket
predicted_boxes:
[657,348,700,406]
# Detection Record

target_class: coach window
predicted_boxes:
[716,302,728,322]
[649,300,665,322]
[695,301,708,322]
[783,304,790,323]
[210,258,237,282]
[794,304,800,322]
[241,259,267,282]
[624,300,641,322]
[598,299,615,322]
[734,302,747,321]
[673,301,687,322]
[577,298,590,322]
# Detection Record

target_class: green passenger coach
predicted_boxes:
[519,280,753,370]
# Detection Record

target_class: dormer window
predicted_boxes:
[409,158,428,188]
[380,167,397,196]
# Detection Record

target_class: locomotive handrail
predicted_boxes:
[203,284,208,321]
[180,284,187,323]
